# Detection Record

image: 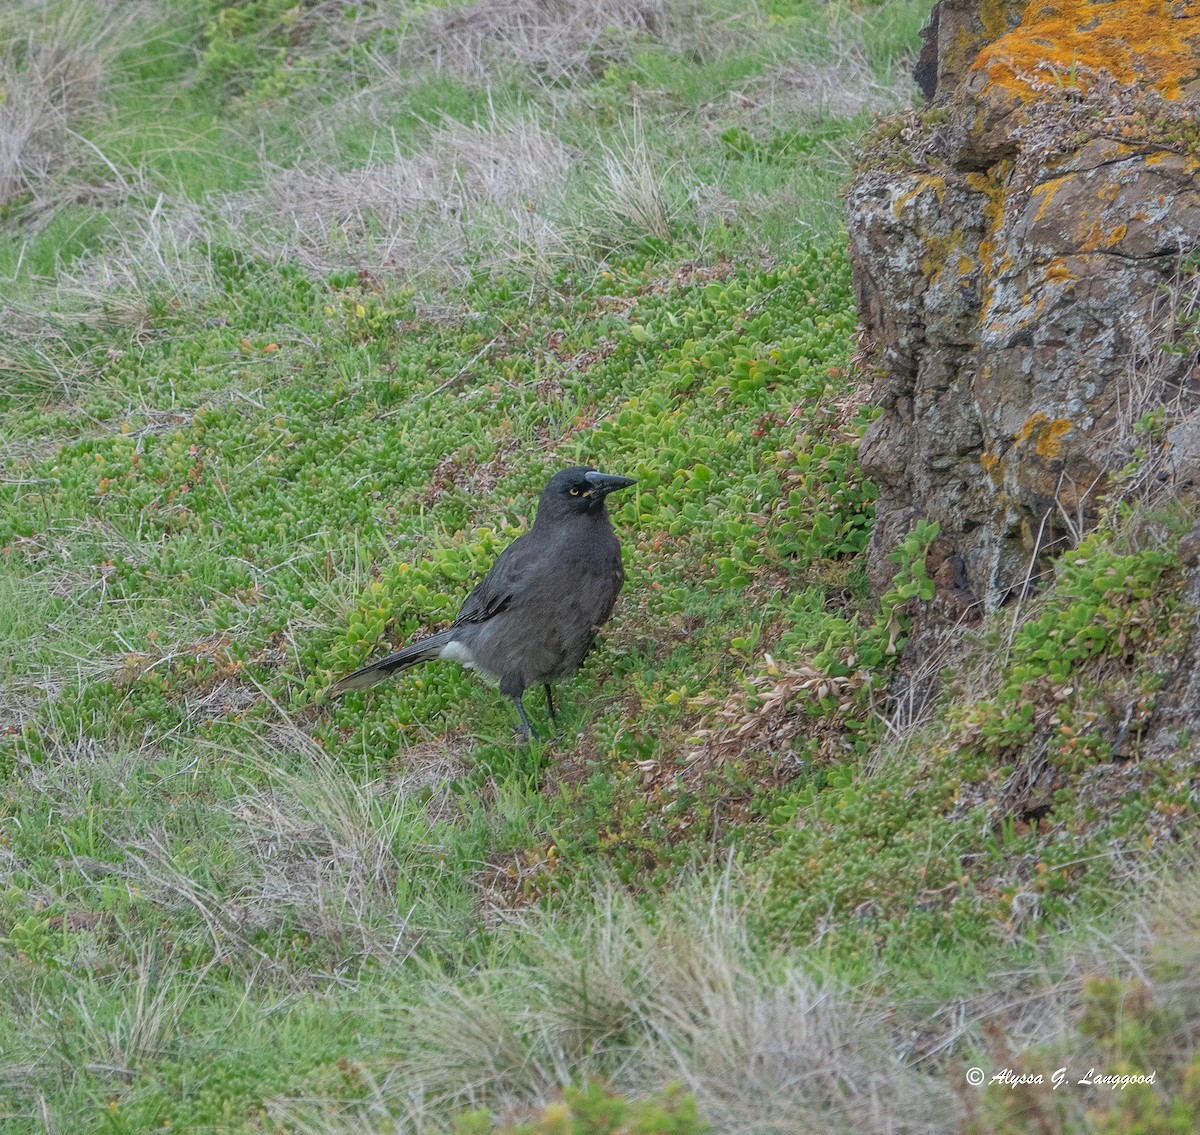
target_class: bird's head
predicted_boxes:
[537,465,637,521]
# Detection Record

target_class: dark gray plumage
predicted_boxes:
[330,466,637,738]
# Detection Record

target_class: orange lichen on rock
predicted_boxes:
[1034,417,1072,458]
[848,0,1200,649]
[920,229,969,279]
[1144,150,1200,172]
[1042,258,1076,283]
[1014,413,1074,458]
[966,170,1003,218]
[965,166,1013,311]
[1016,411,1049,445]
[892,174,948,219]
[1029,177,1065,223]
[973,0,1200,100]
[1079,218,1129,250]
[980,0,1020,40]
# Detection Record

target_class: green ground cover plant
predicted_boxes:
[1,0,1197,1131]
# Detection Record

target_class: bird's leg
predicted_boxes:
[512,694,540,741]
[544,684,556,724]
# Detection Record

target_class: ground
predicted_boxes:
[0,2,1197,1132]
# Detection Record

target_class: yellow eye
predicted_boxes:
[569,487,580,495]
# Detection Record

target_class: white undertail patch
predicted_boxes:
[437,639,476,669]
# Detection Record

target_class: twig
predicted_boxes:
[381,337,499,417]
[1003,508,1052,666]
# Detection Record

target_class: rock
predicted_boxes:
[913,0,1027,102]
[1178,526,1200,569]
[1167,413,1200,490]
[847,0,1200,631]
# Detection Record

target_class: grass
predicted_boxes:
[1,1,1198,1132]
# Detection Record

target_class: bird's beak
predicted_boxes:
[584,471,638,496]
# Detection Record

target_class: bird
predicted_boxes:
[330,465,637,739]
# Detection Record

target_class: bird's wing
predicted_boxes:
[452,532,540,627]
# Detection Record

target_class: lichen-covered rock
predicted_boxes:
[914,0,1026,100]
[848,0,1200,623]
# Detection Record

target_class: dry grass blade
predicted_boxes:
[687,652,863,780]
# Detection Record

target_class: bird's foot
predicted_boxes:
[512,696,540,742]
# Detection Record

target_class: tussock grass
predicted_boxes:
[405,0,676,85]
[0,0,112,205]
[235,111,574,280]
[956,868,1200,1133]
[268,873,962,1133]
[51,194,219,313]
[0,0,167,279]
[223,741,450,971]
[36,105,696,303]
[591,114,676,245]
[3,942,204,1101]
[264,862,1200,1133]
[753,41,911,121]
[2,0,924,312]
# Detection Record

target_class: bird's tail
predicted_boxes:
[328,629,455,697]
